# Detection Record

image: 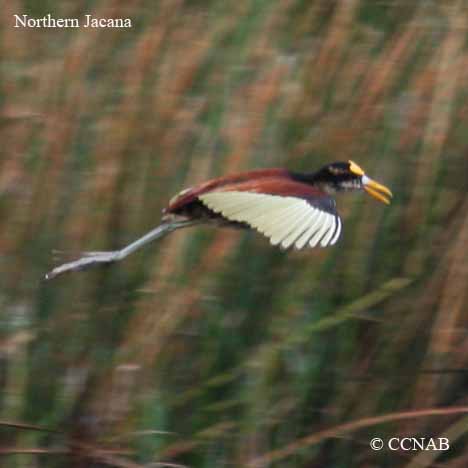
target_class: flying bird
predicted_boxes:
[45,161,392,280]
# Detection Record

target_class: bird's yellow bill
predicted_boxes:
[349,160,365,176]
[363,178,393,205]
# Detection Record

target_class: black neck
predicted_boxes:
[289,171,322,185]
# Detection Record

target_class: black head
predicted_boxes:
[296,160,393,204]
[311,161,366,192]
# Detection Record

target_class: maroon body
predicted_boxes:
[44,161,392,280]
[162,168,328,225]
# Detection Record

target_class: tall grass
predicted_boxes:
[1,1,468,467]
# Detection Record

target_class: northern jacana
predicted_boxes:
[45,161,392,280]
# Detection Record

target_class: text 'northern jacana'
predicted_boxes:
[45,161,392,280]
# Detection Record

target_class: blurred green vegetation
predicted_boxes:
[2,0,468,467]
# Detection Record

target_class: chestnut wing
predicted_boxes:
[165,168,289,215]
[198,190,342,249]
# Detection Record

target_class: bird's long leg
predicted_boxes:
[44,220,196,280]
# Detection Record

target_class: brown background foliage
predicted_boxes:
[1,1,468,467]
